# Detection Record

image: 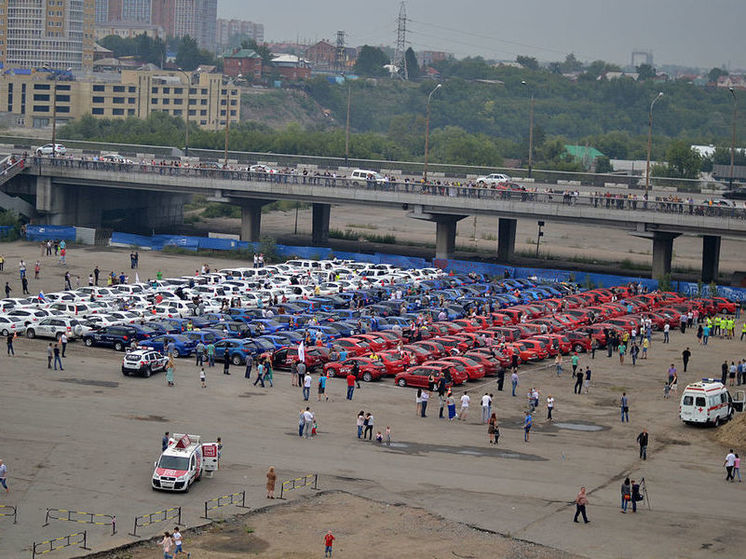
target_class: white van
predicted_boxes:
[680,379,733,426]
[349,169,386,185]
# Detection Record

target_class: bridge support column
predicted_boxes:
[238,200,269,242]
[434,215,461,260]
[701,235,721,284]
[651,232,679,280]
[497,218,517,262]
[311,203,331,246]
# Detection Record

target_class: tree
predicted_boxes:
[353,45,389,77]
[594,155,613,173]
[661,140,702,179]
[636,64,656,80]
[516,55,539,71]
[708,67,728,84]
[176,36,203,71]
[241,38,272,65]
[404,47,420,80]
[559,53,582,73]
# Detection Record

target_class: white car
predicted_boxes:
[0,315,26,336]
[476,173,512,186]
[25,317,88,340]
[35,143,66,156]
[249,164,276,174]
[122,349,169,377]
[5,308,52,325]
[100,153,134,164]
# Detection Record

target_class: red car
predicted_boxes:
[351,334,391,352]
[324,357,387,382]
[462,351,501,375]
[401,344,435,364]
[467,347,511,370]
[503,342,541,362]
[565,331,593,353]
[395,365,457,388]
[413,340,448,359]
[519,338,552,359]
[271,345,330,371]
[433,336,471,354]
[376,350,409,375]
[332,338,370,356]
[434,357,486,380]
[488,312,513,326]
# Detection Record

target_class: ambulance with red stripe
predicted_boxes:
[679,379,734,426]
[152,433,218,492]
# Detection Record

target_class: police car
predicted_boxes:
[121,349,169,377]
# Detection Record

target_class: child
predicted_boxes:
[324,530,335,558]
[663,382,671,399]
[375,431,383,443]
[385,426,391,446]
[172,526,187,556]
[200,368,206,388]
[311,421,318,437]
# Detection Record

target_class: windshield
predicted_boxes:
[157,456,189,470]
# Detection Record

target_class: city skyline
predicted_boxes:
[218,0,746,70]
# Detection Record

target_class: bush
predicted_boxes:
[202,203,240,219]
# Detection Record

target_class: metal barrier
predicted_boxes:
[202,490,250,520]
[279,474,319,499]
[32,530,90,558]
[0,503,17,524]
[43,508,116,535]
[129,506,182,537]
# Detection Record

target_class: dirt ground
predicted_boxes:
[89,492,579,559]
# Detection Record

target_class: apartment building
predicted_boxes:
[0,0,96,71]
[0,68,240,130]
[216,18,264,48]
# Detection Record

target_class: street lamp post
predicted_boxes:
[344,83,351,165]
[223,80,232,167]
[645,91,664,192]
[423,83,441,182]
[177,68,191,156]
[521,81,535,178]
[729,87,737,188]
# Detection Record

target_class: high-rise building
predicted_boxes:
[216,18,264,48]
[0,0,96,71]
[95,0,109,23]
[151,0,216,51]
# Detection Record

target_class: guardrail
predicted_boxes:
[202,490,250,520]
[32,530,90,558]
[43,507,116,535]
[129,505,182,537]
[279,473,319,500]
[0,503,17,524]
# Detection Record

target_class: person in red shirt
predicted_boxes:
[346,373,357,400]
[324,531,335,557]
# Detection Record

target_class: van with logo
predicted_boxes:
[349,169,385,185]
[152,433,218,492]
[679,379,733,426]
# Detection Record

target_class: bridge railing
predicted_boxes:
[30,157,746,221]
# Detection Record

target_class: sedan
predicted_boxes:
[323,358,387,382]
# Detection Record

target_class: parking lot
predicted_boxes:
[0,242,745,558]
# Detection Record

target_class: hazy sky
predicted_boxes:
[219,0,746,70]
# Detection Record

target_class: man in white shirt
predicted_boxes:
[481,393,492,423]
[303,373,312,401]
[303,408,314,439]
[458,391,470,421]
[725,449,737,481]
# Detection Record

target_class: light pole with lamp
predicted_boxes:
[223,78,234,167]
[729,87,737,188]
[423,83,441,182]
[645,91,664,192]
[43,65,71,157]
[344,82,351,165]
[177,68,191,156]
[521,80,535,178]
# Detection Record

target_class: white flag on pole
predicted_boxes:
[298,340,305,364]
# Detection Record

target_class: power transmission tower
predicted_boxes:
[335,30,346,72]
[393,1,408,80]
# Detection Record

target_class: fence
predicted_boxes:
[129,506,182,537]
[32,530,89,558]
[202,490,250,520]
[279,473,319,500]
[43,507,116,535]
[0,503,17,524]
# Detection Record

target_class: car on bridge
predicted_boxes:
[35,143,66,156]
[475,173,511,186]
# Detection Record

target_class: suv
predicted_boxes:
[35,143,66,156]
[122,349,169,377]
[349,169,385,185]
[26,317,89,340]
[82,325,149,351]
[475,173,511,186]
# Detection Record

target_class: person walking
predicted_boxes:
[488,413,499,444]
[302,407,314,439]
[53,343,63,370]
[546,394,555,420]
[682,347,691,372]
[266,466,276,499]
[3,282,10,298]
[243,353,253,379]
[574,368,584,394]
[253,362,265,387]
[7,332,15,356]
[734,453,742,482]
[263,358,273,387]
[523,410,532,442]
[621,477,631,513]
[200,367,206,388]
[364,412,374,440]
[158,531,175,559]
[0,459,8,494]
[573,487,589,523]
[571,353,579,376]
[584,366,591,393]
[317,371,327,401]
[637,429,649,460]
[725,449,736,481]
[458,391,470,421]
[620,392,629,422]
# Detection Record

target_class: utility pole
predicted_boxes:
[345,84,351,164]
[335,31,346,72]
[392,1,407,80]
[730,87,737,188]
[423,83,441,182]
[645,92,664,192]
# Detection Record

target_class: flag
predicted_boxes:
[135,272,140,284]
[297,340,305,364]
[38,291,46,302]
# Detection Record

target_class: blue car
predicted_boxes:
[140,334,196,357]
[249,318,287,333]
[184,330,226,345]
[82,324,152,351]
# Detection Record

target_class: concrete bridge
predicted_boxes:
[4,158,746,282]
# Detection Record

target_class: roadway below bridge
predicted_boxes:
[5,157,746,282]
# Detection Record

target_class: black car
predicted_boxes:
[82,325,150,351]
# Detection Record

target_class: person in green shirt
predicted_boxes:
[206,343,215,367]
[571,353,579,375]
[156,270,163,280]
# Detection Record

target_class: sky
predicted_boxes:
[219,0,746,70]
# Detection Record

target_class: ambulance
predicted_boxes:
[679,379,733,426]
[152,433,219,492]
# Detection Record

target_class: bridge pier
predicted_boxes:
[239,200,270,243]
[312,203,331,246]
[497,218,517,262]
[434,215,463,260]
[701,235,721,283]
[651,232,680,280]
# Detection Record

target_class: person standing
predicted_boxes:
[200,367,206,388]
[446,390,456,421]
[682,347,691,372]
[222,350,231,375]
[546,394,555,420]
[637,429,649,460]
[7,332,15,356]
[0,459,8,494]
[195,341,205,367]
[266,466,277,499]
[574,368,584,395]
[496,367,505,391]
[584,366,592,394]
[206,342,215,367]
[573,487,589,523]
[324,530,335,558]
[523,410,532,442]
[571,353,579,376]
[303,407,314,439]
[511,370,519,397]
[364,412,374,440]
[667,364,676,387]
[4,282,10,298]
[47,343,53,368]
[421,390,430,417]
[346,372,356,400]
[356,411,365,439]
[60,332,68,357]
[21,275,28,295]
[481,392,491,423]
[620,392,629,422]
[555,353,563,376]
[53,343,63,370]
[317,371,327,401]
[631,480,641,513]
[166,356,175,386]
[458,391,470,421]
[162,432,170,452]
[620,477,631,513]
[488,413,498,444]
[663,323,670,343]
[725,449,736,481]
[303,372,312,400]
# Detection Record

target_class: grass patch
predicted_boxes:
[329,228,396,244]
[183,214,202,224]
[262,200,310,214]
[480,232,497,241]
[203,203,241,219]
[345,223,379,230]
